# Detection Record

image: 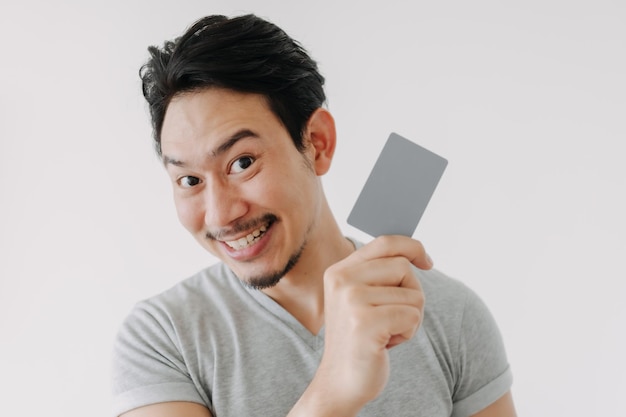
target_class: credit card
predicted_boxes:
[347,132,448,237]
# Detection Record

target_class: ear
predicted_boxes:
[304,108,337,176]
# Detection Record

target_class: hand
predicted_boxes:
[315,235,432,413]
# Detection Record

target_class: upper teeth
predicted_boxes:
[224,225,267,250]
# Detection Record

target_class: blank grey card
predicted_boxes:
[347,132,448,237]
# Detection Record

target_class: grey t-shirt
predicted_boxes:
[112,250,512,416]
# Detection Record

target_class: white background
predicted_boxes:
[1,1,624,416]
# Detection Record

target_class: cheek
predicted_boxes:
[271,164,318,204]
[174,196,205,233]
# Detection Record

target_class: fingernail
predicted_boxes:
[426,253,434,268]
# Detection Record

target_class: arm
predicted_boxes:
[120,401,212,417]
[117,391,516,417]
[289,236,432,416]
[117,236,431,417]
[470,391,517,417]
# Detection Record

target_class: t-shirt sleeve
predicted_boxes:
[450,285,513,417]
[452,288,513,417]
[110,301,209,417]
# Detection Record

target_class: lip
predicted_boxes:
[222,224,268,250]
[220,222,274,261]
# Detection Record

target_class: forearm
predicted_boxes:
[287,369,363,417]
[287,236,429,417]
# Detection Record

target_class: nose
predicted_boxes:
[203,178,248,230]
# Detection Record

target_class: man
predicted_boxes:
[112,14,516,417]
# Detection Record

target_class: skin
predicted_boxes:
[121,88,516,417]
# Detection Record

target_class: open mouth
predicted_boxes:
[223,223,269,251]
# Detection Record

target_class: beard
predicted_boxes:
[240,240,305,290]
[207,212,315,290]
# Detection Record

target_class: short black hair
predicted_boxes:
[140,14,326,156]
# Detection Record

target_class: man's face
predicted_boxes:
[160,88,323,288]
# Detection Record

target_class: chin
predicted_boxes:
[234,244,303,290]
[241,273,284,290]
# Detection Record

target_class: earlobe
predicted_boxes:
[305,108,337,175]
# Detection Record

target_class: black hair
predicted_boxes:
[140,14,326,156]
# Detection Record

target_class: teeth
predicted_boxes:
[224,225,268,250]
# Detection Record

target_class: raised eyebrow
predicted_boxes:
[163,155,185,168]
[162,129,260,168]
[213,128,260,156]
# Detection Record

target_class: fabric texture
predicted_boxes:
[111,241,512,417]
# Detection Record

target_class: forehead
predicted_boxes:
[160,88,282,153]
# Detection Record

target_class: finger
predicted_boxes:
[371,304,422,345]
[353,235,433,271]
[362,287,424,308]
[338,268,424,307]
[340,256,422,290]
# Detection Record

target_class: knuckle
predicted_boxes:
[400,308,422,335]
[410,306,423,324]
[346,305,371,333]
[375,234,395,247]
[324,265,348,289]
[343,285,363,304]
[413,289,425,308]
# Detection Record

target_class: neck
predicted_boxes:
[261,199,354,334]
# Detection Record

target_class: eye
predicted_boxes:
[230,156,255,174]
[177,176,201,188]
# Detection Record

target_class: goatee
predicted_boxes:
[240,241,305,290]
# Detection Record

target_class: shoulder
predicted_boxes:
[117,262,242,342]
[416,267,490,329]
[111,265,232,416]
[133,263,236,315]
[417,267,504,344]
[111,264,236,395]
[417,267,471,311]
[416,267,503,353]
[416,267,512,412]
[414,268,472,355]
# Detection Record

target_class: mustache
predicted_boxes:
[206,213,278,241]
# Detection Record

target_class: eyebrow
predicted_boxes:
[163,128,260,168]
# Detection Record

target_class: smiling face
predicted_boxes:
[160,88,329,288]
